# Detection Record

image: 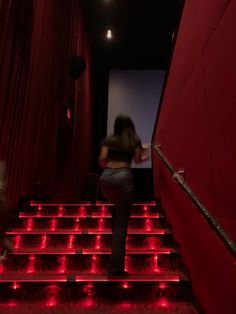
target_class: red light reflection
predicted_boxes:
[26,255,36,273]
[68,235,75,249]
[83,282,94,296]
[40,234,48,249]
[46,297,57,307]
[50,218,57,231]
[121,281,131,289]
[125,255,131,272]
[14,235,23,249]
[145,218,152,231]
[101,206,107,214]
[58,205,64,216]
[119,302,132,309]
[79,206,86,217]
[58,255,67,273]
[90,254,99,273]
[11,281,20,290]
[44,285,63,307]
[95,235,101,249]
[7,300,17,307]
[74,219,80,231]
[159,282,168,289]
[98,218,104,231]
[80,297,96,308]
[27,218,33,231]
[158,296,170,308]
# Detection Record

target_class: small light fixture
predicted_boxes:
[106,29,112,39]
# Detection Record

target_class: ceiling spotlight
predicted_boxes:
[106,29,112,39]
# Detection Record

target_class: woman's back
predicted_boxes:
[101,134,141,163]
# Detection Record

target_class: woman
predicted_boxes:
[99,115,149,276]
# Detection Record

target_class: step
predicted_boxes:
[8,234,175,252]
[0,274,192,307]
[7,227,171,235]
[12,220,167,234]
[29,201,158,207]
[0,271,188,283]
[0,302,200,314]
[18,212,162,218]
[11,247,176,255]
[25,202,160,215]
[2,253,180,274]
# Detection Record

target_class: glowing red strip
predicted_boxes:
[19,212,160,219]
[75,275,180,282]
[30,202,91,206]
[7,228,169,235]
[0,277,67,282]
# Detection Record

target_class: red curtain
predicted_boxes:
[0,0,92,208]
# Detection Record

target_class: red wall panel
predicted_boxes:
[153,0,236,313]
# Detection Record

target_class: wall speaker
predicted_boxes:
[68,56,86,79]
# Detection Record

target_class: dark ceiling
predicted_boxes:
[81,0,183,69]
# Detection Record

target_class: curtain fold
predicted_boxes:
[0,0,92,208]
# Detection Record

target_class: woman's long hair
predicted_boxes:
[114,115,141,151]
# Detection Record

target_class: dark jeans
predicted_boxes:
[100,168,134,272]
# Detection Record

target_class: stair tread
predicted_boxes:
[11,247,176,254]
[29,201,157,206]
[18,212,162,218]
[0,271,188,282]
[7,227,171,235]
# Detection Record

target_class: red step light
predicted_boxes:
[58,205,64,216]
[26,255,36,273]
[68,235,75,249]
[58,255,67,273]
[98,218,104,231]
[121,281,131,289]
[40,234,48,249]
[27,218,33,231]
[14,235,22,249]
[79,206,86,217]
[11,281,20,290]
[95,235,101,249]
[7,300,17,307]
[158,296,170,308]
[50,218,57,231]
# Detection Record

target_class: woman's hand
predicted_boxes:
[141,143,151,160]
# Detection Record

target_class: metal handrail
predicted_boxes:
[152,143,236,259]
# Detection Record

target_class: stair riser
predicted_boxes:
[2,254,180,273]
[8,234,175,249]
[0,281,192,303]
[10,217,166,230]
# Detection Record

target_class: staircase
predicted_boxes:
[0,200,201,313]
